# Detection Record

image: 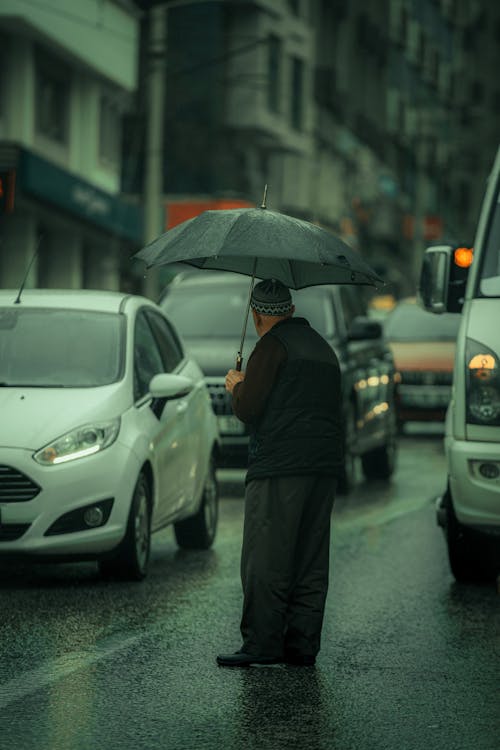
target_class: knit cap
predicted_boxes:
[250,278,293,316]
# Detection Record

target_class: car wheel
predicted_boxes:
[174,456,218,549]
[338,403,357,495]
[445,497,491,583]
[99,472,152,582]
[361,435,397,480]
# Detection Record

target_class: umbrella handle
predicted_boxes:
[236,258,257,373]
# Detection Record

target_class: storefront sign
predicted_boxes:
[18,149,143,243]
[166,198,254,229]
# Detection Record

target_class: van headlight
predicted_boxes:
[466,339,500,425]
[34,419,121,465]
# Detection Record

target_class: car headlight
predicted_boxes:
[34,419,121,466]
[465,338,500,425]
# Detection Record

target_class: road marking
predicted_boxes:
[334,494,436,532]
[0,632,142,711]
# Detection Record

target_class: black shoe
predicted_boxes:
[216,651,282,667]
[284,651,316,666]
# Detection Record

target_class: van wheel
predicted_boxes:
[174,457,218,549]
[361,437,397,480]
[99,472,151,582]
[338,404,356,495]
[446,497,489,583]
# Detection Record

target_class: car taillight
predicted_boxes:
[465,338,500,425]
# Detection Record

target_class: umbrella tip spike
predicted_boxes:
[261,184,268,209]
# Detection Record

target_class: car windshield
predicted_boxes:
[0,308,124,387]
[384,302,460,341]
[161,285,336,338]
[478,182,500,297]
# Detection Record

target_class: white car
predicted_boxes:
[0,289,220,580]
[419,145,500,582]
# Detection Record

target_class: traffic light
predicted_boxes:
[0,170,16,213]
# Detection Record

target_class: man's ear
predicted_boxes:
[252,309,261,326]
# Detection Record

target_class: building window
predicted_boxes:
[470,80,484,105]
[99,95,121,167]
[0,34,6,120]
[492,90,500,115]
[267,34,281,113]
[35,48,70,144]
[0,67,4,121]
[290,57,304,130]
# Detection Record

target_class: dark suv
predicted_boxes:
[160,271,398,493]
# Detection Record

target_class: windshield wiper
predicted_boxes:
[0,382,71,388]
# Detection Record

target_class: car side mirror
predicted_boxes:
[418,244,471,314]
[149,373,193,399]
[348,316,383,341]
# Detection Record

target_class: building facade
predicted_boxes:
[124,0,498,297]
[1,0,497,297]
[0,0,142,293]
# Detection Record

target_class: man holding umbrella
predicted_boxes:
[133,197,383,666]
[216,278,343,667]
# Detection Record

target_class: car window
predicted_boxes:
[162,286,259,339]
[162,285,337,338]
[145,310,183,372]
[0,308,123,387]
[384,302,460,341]
[134,312,166,400]
[293,289,336,337]
[478,183,500,297]
[339,287,365,329]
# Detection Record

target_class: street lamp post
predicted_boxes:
[142,3,167,300]
[141,0,225,300]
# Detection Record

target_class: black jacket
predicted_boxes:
[245,317,343,482]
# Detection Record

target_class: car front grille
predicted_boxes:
[400,370,453,386]
[0,465,41,502]
[206,379,233,416]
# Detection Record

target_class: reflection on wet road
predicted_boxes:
[0,431,498,750]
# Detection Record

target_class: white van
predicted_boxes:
[418,146,500,583]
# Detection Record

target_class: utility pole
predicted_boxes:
[140,0,224,301]
[412,140,428,289]
[142,3,167,301]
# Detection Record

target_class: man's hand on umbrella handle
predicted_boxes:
[225,369,245,393]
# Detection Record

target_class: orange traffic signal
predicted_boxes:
[454,247,474,268]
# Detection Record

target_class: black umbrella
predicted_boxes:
[133,192,384,369]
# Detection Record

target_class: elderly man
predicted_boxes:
[217,278,343,668]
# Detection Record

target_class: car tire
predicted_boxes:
[445,496,491,583]
[338,403,357,495]
[98,472,152,582]
[361,436,397,480]
[174,456,218,549]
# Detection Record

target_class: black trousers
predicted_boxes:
[240,474,336,658]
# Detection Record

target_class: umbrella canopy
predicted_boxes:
[133,204,385,370]
[133,207,384,289]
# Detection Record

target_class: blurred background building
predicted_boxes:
[1,0,499,297]
[0,0,141,292]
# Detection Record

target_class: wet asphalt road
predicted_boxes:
[0,430,499,750]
